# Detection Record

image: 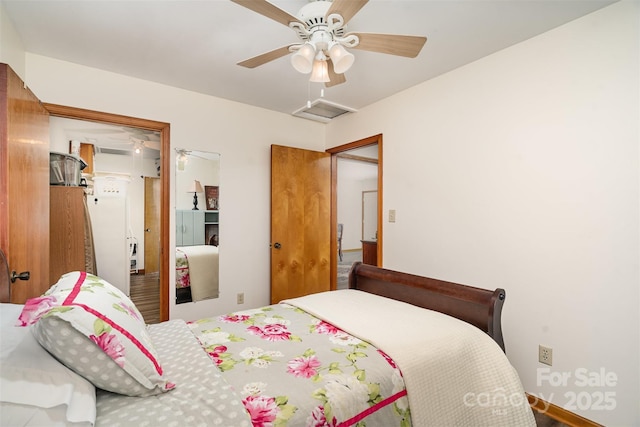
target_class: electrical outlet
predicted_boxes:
[539,345,553,366]
[389,209,396,223]
[237,293,244,304]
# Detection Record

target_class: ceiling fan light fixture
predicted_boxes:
[131,138,144,154]
[291,42,316,74]
[176,149,189,171]
[310,59,330,83]
[328,42,354,74]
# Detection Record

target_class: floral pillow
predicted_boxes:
[17,271,175,397]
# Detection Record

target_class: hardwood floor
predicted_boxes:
[129,272,160,324]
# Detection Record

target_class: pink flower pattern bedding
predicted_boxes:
[188,304,411,427]
[175,249,190,289]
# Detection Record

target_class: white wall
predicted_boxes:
[175,154,220,211]
[0,3,25,80]
[337,159,377,250]
[19,54,325,322]
[327,1,639,425]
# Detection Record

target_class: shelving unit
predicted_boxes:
[129,237,138,274]
[205,211,219,246]
[176,210,219,246]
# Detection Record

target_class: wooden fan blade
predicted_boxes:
[231,0,305,27]
[325,0,368,26]
[326,58,346,87]
[347,32,427,58]
[238,45,295,68]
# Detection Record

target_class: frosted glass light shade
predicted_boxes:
[291,43,316,74]
[328,43,354,74]
[309,60,330,82]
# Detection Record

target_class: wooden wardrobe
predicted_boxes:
[49,186,96,286]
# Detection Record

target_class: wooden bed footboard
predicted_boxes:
[348,262,506,352]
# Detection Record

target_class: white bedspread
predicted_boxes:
[177,245,219,301]
[283,289,536,426]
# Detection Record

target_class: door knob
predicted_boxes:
[273,242,282,249]
[10,271,30,283]
[145,228,151,232]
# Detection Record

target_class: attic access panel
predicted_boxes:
[292,99,357,123]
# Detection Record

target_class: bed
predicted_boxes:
[0,263,535,427]
[175,245,219,303]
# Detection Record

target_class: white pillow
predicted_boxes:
[18,272,175,397]
[0,402,93,427]
[0,303,96,426]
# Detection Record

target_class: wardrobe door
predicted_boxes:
[0,63,50,303]
[180,210,195,246]
[193,211,205,245]
[176,210,184,246]
[49,186,86,285]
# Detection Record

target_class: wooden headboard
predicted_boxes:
[348,262,506,352]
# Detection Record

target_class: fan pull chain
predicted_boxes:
[305,83,325,108]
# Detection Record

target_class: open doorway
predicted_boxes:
[44,103,170,322]
[327,134,383,291]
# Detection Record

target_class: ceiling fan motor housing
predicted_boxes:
[295,0,346,44]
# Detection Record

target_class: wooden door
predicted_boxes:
[0,64,50,303]
[144,177,160,274]
[270,145,331,304]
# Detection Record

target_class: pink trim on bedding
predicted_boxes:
[62,272,163,375]
[62,271,86,304]
[337,390,408,427]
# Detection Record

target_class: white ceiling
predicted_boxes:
[50,116,161,158]
[3,0,616,118]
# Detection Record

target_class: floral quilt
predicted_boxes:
[187,303,411,427]
[175,249,190,289]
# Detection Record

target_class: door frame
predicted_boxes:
[326,134,383,290]
[43,103,170,321]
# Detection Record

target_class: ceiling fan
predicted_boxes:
[67,126,161,153]
[231,0,427,87]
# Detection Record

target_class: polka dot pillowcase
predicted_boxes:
[17,271,175,397]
